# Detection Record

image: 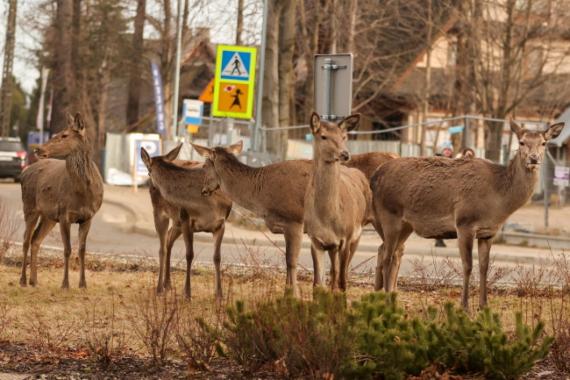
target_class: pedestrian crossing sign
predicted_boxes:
[213,45,257,120]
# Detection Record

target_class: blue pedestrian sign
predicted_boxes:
[220,50,252,81]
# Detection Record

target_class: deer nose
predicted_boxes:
[201,188,210,196]
[529,155,539,165]
[339,150,350,162]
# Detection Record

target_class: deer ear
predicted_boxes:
[192,143,212,159]
[66,113,75,128]
[310,112,321,134]
[73,113,86,135]
[544,122,564,141]
[510,120,524,139]
[339,114,360,132]
[226,140,243,155]
[164,144,182,161]
[140,147,152,170]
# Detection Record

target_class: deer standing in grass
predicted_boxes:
[20,113,103,288]
[147,158,202,294]
[192,141,312,296]
[141,145,232,299]
[304,113,372,290]
[371,121,564,308]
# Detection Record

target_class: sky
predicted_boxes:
[0,0,262,96]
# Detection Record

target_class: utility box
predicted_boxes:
[314,53,353,121]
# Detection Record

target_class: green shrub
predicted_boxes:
[433,304,553,380]
[217,291,552,379]
[220,289,353,377]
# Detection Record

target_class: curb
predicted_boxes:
[102,197,561,266]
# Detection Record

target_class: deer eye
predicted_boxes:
[321,135,327,140]
[542,142,546,146]
[519,141,525,146]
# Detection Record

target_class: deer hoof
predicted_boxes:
[19,277,27,287]
[79,282,87,289]
[28,279,37,287]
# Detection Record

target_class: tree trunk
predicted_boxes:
[275,0,296,160]
[420,0,432,156]
[51,0,75,134]
[126,0,146,126]
[262,0,281,158]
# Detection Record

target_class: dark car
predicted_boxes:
[0,138,27,182]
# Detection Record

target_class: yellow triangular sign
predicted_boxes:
[199,79,214,103]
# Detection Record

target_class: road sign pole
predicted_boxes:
[253,0,269,152]
[171,0,184,139]
[315,54,352,122]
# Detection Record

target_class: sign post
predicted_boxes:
[212,45,257,120]
[314,54,353,121]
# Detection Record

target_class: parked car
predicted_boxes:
[0,137,27,182]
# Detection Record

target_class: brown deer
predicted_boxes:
[148,159,202,294]
[371,121,564,308]
[304,113,372,290]
[192,141,312,296]
[344,151,399,179]
[20,113,104,288]
[141,145,232,299]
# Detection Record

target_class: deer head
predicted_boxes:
[192,141,243,196]
[140,143,182,176]
[35,113,87,159]
[310,112,360,163]
[511,121,564,171]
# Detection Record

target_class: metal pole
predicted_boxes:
[253,0,269,152]
[171,0,184,140]
[324,58,333,120]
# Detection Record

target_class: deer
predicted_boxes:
[20,113,104,289]
[148,159,202,294]
[192,141,313,296]
[343,151,399,180]
[370,121,564,309]
[304,113,372,291]
[141,144,232,299]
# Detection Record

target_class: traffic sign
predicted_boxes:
[213,45,257,120]
[183,99,203,126]
[199,79,214,103]
[314,54,353,121]
[554,166,570,187]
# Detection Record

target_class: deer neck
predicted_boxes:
[500,153,538,213]
[311,156,341,218]
[216,156,263,206]
[65,147,95,193]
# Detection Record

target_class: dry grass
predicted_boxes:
[0,247,567,377]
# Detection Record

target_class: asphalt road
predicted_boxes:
[0,182,561,286]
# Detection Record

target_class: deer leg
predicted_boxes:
[310,244,325,287]
[77,219,92,288]
[59,221,72,289]
[164,224,181,290]
[477,237,492,308]
[284,223,303,297]
[381,217,410,293]
[375,243,385,291]
[180,218,194,299]
[20,214,39,287]
[29,218,56,287]
[153,212,170,294]
[457,228,475,310]
[340,236,361,291]
[212,224,225,301]
[328,249,340,291]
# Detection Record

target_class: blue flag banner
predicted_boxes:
[150,62,166,136]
